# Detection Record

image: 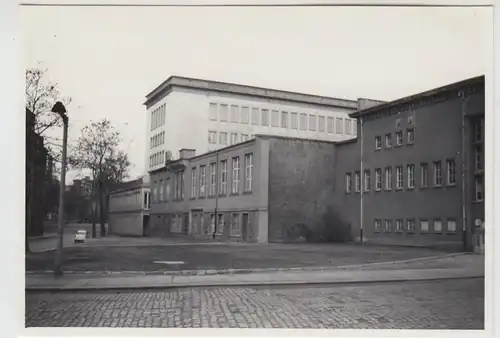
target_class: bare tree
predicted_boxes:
[70,119,131,237]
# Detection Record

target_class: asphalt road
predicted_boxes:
[25,278,484,329]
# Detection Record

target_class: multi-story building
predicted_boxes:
[143,76,384,172]
[108,176,151,236]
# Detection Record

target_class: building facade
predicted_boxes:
[143,76,384,172]
[108,177,151,236]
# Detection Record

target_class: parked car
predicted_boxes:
[74,230,87,244]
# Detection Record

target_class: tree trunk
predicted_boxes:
[99,180,106,237]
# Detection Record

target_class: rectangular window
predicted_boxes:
[271,110,280,127]
[407,128,415,144]
[447,220,457,233]
[407,164,415,189]
[385,167,392,190]
[209,163,216,196]
[230,105,239,123]
[241,134,249,142]
[421,163,429,188]
[219,132,228,145]
[318,116,326,132]
[375,169,382,191]
[232,157,240,194]
[208,130,217,144]
[219,160,228,196]
[209,103,218,121]
[352,120,357,136]
[219,104,229,122]
[281,111,288,128]
[244,153,253,192]
[363,170,371,192]
[261,109,269,126]
[374,219,381,232]
[434,161,442,186]
[475,176,484,201]
[240,106,249,124]
[354,171,361,192]
[396,220,403,232]
[199,165,206,198]
[475,147,483,171]
[251,107,259,125]
[190,168,197,198]
[384,220,392,232]
[344,119,351,135]
[434,220,442,232]
[216,214,224,235]
[446,159,456,185]
[345,173,352,193]
[230,133,238,145]
[375,136,382,150]
[299,113,307,130]
[327,117,334,133]
[407,219,415,232]
[209,214,215,234]
[159,180,164,202]
[420,220,429,233]
[309,115,317,131]
[336,117,343,134]
[291,112,298,129]
[230,213,241,236]
[385,134,392,148]
[396,166,403,189]
[396,131,403,146]
[473,119,484,142]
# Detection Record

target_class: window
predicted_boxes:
[244,153,253,192]
[240,106,249,124]
[421,163,429,188]
[251,108,259,125]
[209,163,216,196]
[447,220,457,233]
[318,116,326,132]
[230,105,239,123]
[219,132,228,145]
[354,171,361,192]
[344,119,351,135]
[433,161,442,186]
[144,192,150,209]
[407,164,415,189]
[475,147,483,171]
[299,113,307,130]
[309,115,317,131]
[374,219,381,232]
[230,213,241,236]
[281,111,289,128]
[219,104,229,122]
[199,165,206,198]
[216,214,224,235]
[327,117,334,133]
[396,166,403,189]
[219,160,228,196]
[385,134,392,148]
[475,176,484,201]
[291,112,298,129]
[396,220,403,232]
[352,120,357,136]
[209,103,218,121]
[271,110,279,127]
[407,128,415,144]
[209,214,215,234]
[473,119,484,142]
[191,168,197,198]
[384,220,392,232]
[345,173,352,193]
[241,134,249,142]
[336,117,343,134]
[420,220,429,233]
[170,215,178,233]
[396,131,403,146]
[375,169,382,191]
[261,109,269,126]
[407,219,415,232]
[363,170,371,191]
[375,136,382,150]
[232,157,240,194]
[159,180,164,201]
[446,159,456,185]
[433,220,442,232]
[208,131,217,144]
[230,133,238,145]
[385,167,392,190]
[174,171,184,200]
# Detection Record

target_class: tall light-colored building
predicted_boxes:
[143,76,382,173]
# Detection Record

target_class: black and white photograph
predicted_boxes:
[17,0,494,333]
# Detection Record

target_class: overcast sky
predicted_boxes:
[21,5,492,182]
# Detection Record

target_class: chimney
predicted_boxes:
[179,148,196,160]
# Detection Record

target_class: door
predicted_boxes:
[143,215,150,236]
[242,213,249,242]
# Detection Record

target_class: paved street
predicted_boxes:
[26,278,484,329]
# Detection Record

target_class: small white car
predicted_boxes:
[74,230,87,244]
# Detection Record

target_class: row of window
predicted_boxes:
[373,219,457,234]
[345,159,457,193]
[375,128,414,150]
[208,103,357,135]
[110,191,150,210]
[150,131,165,149]
[151,153,254,203]
[149,151,166,168]
[169,212,245,237]
[208,130,254,145]
[150,103,166,131]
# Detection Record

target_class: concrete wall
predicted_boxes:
[108,212,144,236]
[108,185,150,237]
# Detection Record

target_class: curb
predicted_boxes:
[26,252,469,277]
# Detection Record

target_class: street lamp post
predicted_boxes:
[52,101,68,276]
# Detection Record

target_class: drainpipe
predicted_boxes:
[460,91,470,252]
[213,149,220,239]
[360,116,364,243]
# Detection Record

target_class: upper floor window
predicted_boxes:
[209,103,218,121]
[271,110,280,127]
[396,131,403,146]
[232,157,240,194]
[219,160,228,196]
[447,159,456,185]
[219,132,228,145]
[309,115,317,131]
[230,133,238,145]
[281,111,289,129]
[199,165,206,197]
[241,134,249,142]
[385,167,392,190]
[433,161,442,186]
[261,109,269,126]
[475,176,484,201]
[327,117,334,133]
[421,163,429,187]
[318,116,326,132]
[375,136,382,150]
[375,168,382,191]
[344,119,351,135]
[407,164,415,189]
[219,104,229,122]
[385,133,392,148]
[345,173,352,193]
[251,108,259,125]
[352,120,357,136]
[363,170,371,192]
[299,113,307,130]
[208,131,217,144]
[354,171,361,192]
[244,153,253,192]
[191,168,197,198]
[407,128,415,144]
[230,105,239,123]
[473,118,484,142]
[396,166,403,189]
[240,106,249,124]
[475,146,483,171]
[291,112,299,130]
[336,117,343,134]
[209,163,216,196]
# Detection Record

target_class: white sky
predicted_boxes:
[21,5,492,182]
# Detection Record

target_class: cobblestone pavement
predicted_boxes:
[26,278,484,329]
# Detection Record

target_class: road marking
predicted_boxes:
[153,261,185,265]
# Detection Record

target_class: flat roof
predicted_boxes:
[350,75,485,119]
[144,76,359,110]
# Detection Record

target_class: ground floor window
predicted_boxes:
[420,220,429,233]
[216,214,224,235]
[170,215,182,233]
[384,220,392,232]
[395,220,403,232]
[407,219,415,232]
[209,214,215,234]
[433,220,442,233]
[447,219,457,233]
[374,219,381,232]
[230,213,241,236]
